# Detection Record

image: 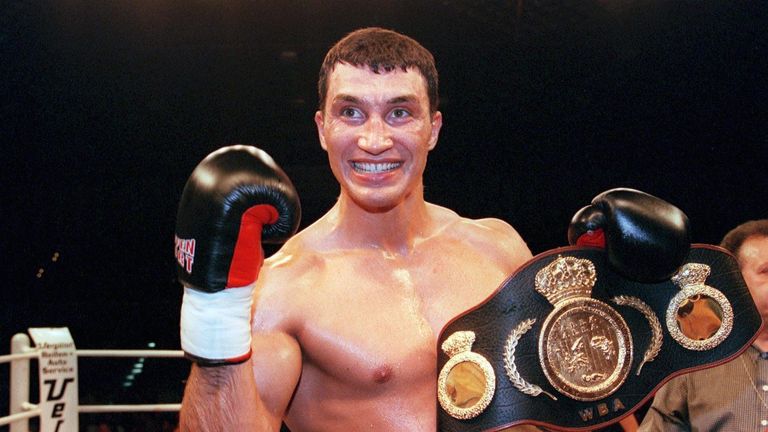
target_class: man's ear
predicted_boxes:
[315,110,328,151]
[428,111,443,151]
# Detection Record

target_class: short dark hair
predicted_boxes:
[719,219,768,257]
[317,27,439,113]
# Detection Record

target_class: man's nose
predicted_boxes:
[357,117,393,154]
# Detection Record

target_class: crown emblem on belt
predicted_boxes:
[535,255,597,304]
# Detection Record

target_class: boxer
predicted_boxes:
[175,28,685,431]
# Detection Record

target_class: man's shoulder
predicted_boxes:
[428,205,533,270]
[463,218,531,263]
[457,216,518,236]
[428,203,513,235]
[253,231,327,330]
[434,208,526,249]
[262,230,326,280]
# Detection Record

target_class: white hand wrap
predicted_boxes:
[180,285,253,362]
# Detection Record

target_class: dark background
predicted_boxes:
[2,0,766,427]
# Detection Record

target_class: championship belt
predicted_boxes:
[436,244,762,431]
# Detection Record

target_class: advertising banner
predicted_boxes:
[29,327,78,432]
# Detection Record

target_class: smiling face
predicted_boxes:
[315,63,442,213]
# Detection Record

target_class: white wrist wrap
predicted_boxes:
[180,285,253,361]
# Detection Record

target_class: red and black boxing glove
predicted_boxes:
[567,188,690,282]
[175,145,300,366]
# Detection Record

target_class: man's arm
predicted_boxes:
[179,331,302,432]
[251,331,303,419]
[474,217,533,271]
[174,146,302,431]
[180,361,268,431]
[637,375,691,432]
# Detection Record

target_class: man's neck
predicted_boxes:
[754,330,768,353]
[329,193,434,255]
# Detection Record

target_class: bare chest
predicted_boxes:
[293,250,509,389]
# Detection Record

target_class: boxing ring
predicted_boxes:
[1,331,184,432]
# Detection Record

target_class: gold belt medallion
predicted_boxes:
[535,256,633,401]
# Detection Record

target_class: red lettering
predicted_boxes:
[185,255,194,273]
[184,239,195,255]
[174,237,196,273]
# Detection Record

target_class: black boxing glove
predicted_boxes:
[567,188,690,282]
[175,145,300,365]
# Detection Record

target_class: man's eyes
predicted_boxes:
[390,108,411,119]
[337,107,413,121]
[340,107,362,118]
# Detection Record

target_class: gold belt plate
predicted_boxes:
[538,294,633,401]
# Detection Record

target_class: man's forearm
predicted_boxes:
[180,360,275,432]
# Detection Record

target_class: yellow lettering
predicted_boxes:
[578,408,594,421]
[613,398,626,411]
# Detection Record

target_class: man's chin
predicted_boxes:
[347,189,405,213]
[356,200,399,214]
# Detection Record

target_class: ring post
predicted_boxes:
[10,333,32,432]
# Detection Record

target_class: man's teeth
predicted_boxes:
[352,162,401,173]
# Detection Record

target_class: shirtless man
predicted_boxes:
[176,27,532,431]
